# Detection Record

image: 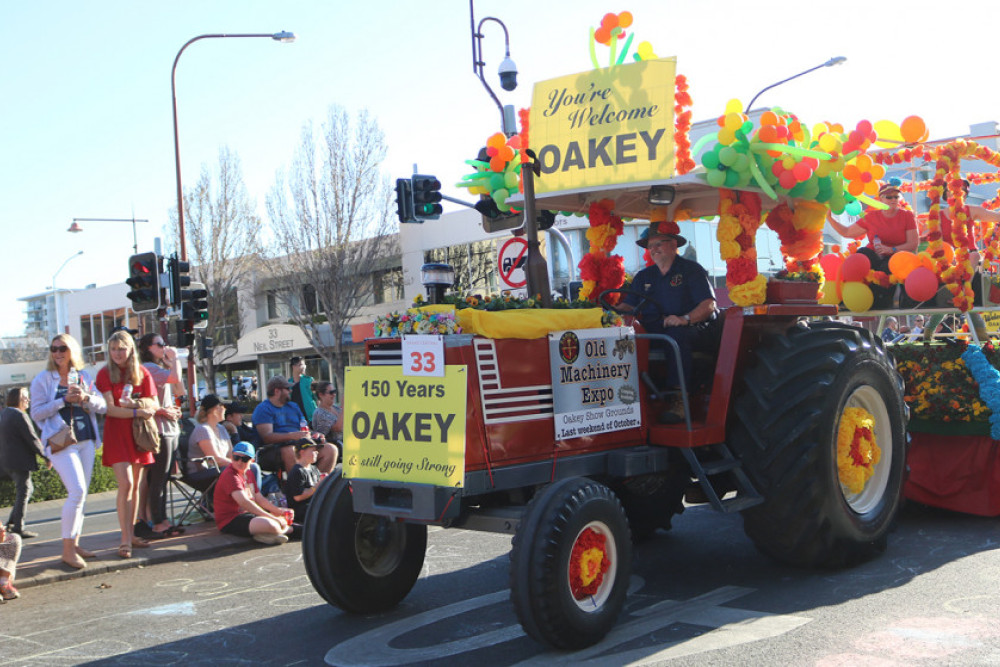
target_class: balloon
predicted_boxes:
[702,149,720,170]
[725,98,743,114]
[842,282,874,312]
[841,253,871,282]
[819,253,843,281]
[888,251,920,281]
[900,116,927,144]
[778,170,797,190]
[706,169,726,187]
[818,281,840,305]
[873,120,903,148]
[845,200,863,216]
[905,267,938,302]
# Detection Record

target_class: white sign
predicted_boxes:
[497,237,529,289]
[549,327,642,440]
[401,334,445,377]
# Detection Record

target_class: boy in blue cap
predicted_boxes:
[213,442,292,545]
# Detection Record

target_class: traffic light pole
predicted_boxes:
[519,161,551,307]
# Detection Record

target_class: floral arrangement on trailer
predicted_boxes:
[892,340,1000,435]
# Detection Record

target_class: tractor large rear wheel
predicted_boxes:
[730,321,907,568]
[303,472,427,613]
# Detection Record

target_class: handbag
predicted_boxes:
[48,422,78,454]
[132,398,161,454]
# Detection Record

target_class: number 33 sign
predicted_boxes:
[401,334,445,377]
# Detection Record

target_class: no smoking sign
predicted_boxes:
[497,237,528,289]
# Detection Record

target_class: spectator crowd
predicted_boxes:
[0,333,343,604]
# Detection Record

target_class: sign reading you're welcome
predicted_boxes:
[529,57,677,193]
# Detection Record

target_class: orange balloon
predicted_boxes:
[941,242,954,264]
[900,116,927,144]
[888,251,920,281]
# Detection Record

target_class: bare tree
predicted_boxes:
[170,147,262,392]
[265,106,397,390]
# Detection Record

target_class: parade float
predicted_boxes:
[303,10,999,650]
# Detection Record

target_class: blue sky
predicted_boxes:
[1,0,996,336]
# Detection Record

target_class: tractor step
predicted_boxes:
[681,443,763,514]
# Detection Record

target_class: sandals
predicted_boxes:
[148,525,186,539]
[133,522,155,539]
[131,536,150,549]
[119,544,132,559]
[0,581,20,600]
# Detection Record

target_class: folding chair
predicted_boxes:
[169,418,221,526]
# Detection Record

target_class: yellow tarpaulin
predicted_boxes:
[456,308,604,339]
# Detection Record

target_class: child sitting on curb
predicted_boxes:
[284,440,325,523]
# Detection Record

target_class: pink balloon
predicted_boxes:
[819,253,843,281]
[904,267,939,303]
[840,253,871,283]
[778,171,797,190]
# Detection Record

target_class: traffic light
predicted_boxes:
[198,335,214,360]
[174,319,195,348]
[395,178,416,224]
[411,174,442,221]
[126,252,161,313]
[182,281,209,330]
[475,197,557,234]
[168,255,191,308]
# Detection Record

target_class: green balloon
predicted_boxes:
[719,146,738,166]
[706,169,726,187]
[724,168,740,187]
[702,151,720,169]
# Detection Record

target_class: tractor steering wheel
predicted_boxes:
[598,288,666,330]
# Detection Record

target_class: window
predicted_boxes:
[425,240,497,295]
[266,291,280,320]
[373,268,404,305]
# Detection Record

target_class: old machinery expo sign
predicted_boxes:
[529,57,677,194]
[549,327,641,440]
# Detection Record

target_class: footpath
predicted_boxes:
[3,489,250,590]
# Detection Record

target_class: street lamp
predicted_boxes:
[745,56,847,114]
[468,1,551,305]
[51,250,84,337]
[172,30,296,264]
[171,30,295,403]
[68,217,148,254]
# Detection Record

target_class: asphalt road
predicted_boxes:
[2,501,1000,666]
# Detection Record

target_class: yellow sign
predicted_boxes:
[529,57,677,194]
[342,365,467,487]
[981,311,1000,332]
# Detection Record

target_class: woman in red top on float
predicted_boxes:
[95,331,158,559]
[826,179,919,273]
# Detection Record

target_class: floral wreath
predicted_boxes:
[837,406,881,495]
[569,527,610,600]
[718,188,766,306]
[578,200,625,303]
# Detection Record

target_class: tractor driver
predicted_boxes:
[620,215,717,421]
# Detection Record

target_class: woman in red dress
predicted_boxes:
[95,331,158,559]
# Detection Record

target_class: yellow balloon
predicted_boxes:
[873,119,903,148]
[717,128,736,145]
[818,134,837,152]
[841,282,874,312]
[725,99,743,115]
[724,113,742,132]
[818,281,840,305]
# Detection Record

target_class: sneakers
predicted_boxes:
[253,533,289,546]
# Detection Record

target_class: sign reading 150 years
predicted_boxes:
[343,366,466,487]
[549,327,641,440]
[529,57,677,194]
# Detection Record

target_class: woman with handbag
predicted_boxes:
[95,330,158,559]
[135,333,186,539]
[29,334,107,569]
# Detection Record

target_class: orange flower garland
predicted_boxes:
[764,200,826,283]
[837,407,881,495]
[719,188,766,305]
[674,75,695,175]
[569,527,609,600]
[578,199,625,303]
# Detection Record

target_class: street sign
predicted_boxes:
[497,237,529,289]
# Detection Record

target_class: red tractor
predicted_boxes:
[302,178,908,649]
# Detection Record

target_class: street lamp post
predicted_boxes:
[68,217,148,254]
[51,250,84,337]
[745,56,847,114]
[468,1,551,305]
[171,30,295,404]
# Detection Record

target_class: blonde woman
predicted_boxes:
[29,334,106,569]
[95,331,158,559]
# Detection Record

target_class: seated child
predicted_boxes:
[284,440,323,523]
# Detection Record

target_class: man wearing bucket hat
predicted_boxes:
[212,441,292,545]
[622,211,717,421]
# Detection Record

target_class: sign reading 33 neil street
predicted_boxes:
[343,365,467,487]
